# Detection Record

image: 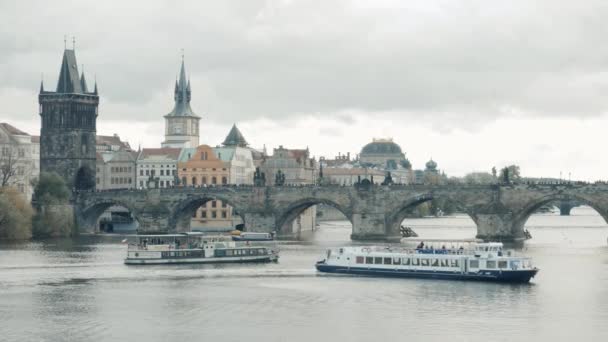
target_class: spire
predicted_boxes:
[166,54,197,117]
[56,49,83,93]
[93,76,98,95]
[80,68,89,93]
[222,124,248,147]
[39,74,44,93]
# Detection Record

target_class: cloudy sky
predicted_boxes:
[2,0,608,180]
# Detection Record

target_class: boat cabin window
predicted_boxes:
[402,258,410,266]
[356,256,364,264]
[432,259,439,267]
[383,257,392,265]
[470,260,479,268]
[392,257,401,265]
[365,257,373,264]
[440,259,448,267]
[374,257,382,264]
[420,259,429,267]
[411,258,419,266]
[486,260,496,269]
[450,259,459,267]
[498,261,507,269]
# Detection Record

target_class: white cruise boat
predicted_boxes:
[125,233,279,265]
[315,242,538,283]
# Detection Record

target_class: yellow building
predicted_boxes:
[177,145,235,230]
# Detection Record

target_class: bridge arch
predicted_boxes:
[169,194,246,232]
[276,198,352,238]
[513,193,608,238]
[389,192,478,238]
[79,199,141,233]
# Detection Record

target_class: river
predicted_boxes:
[1,206,607,342]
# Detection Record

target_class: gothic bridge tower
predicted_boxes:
[39,48,99,190]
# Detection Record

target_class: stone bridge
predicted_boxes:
[73,183,608,242]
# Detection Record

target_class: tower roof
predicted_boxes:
[56,49,83,93]
[80,71,88,93]
[166,58,198,117]
[222,124,248,147]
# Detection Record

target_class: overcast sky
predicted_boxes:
[2,0,608,180]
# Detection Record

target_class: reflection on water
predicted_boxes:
[1,206,608,341]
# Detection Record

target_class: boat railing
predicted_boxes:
[356,246,513,257]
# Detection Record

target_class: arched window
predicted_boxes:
[181,176,187,185]
[222,176,227,185]
[192,177,197,185]
[202,176,207,185]
[212,176,217,185]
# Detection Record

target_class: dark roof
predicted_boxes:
[361,139,403,155]
[166,59,198,117]
[96,135,132,151]
[56,49,83,93]
[0,123,29,136]
[222,124,248,147]
[31,135,40,143]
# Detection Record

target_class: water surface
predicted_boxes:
[1,207,607,342]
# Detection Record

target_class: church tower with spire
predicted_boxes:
[39,47,99,190]
[161,56,200,148]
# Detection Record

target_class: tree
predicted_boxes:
[463,172,496,184]
[33,172,70,205]
[499,165,521,183]
[0,187,33,240]
[32,172,73,238]
[0,141,30,188]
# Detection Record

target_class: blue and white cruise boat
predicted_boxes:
[315,242,538,283]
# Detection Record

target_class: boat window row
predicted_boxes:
[355,256,460,268]
[220,248,267,257]
[161,250,203,258]
[469,260,510,269]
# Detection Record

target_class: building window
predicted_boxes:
[211,211,217,218]
[172,170,176,176]
[145,170,149,176]
[221,211,227,218]
[222,176,227,185]
[160,181,164,187]
[221,202,227,208]
[211,201,217,208]
[139,181,143,187]
[160,170,164,176]
[212,176,217,185]
[202,176,207,184]
[192,211,197,218]
[182,177,187,185]
[201,211,207,218]
[140,170,143,176]
[192,177,197,185]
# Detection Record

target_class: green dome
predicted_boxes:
[361,139,403,155]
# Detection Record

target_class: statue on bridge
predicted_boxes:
[275,169,286,186]
[254,167,266,187]
[381,171,394,186]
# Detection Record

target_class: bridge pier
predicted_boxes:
[351,212,400,242]
[559,200,573,216]
[474,213,524,242]
[243,212,276,233]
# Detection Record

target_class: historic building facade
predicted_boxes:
[178,145,235,230]
[135,148,181,189]
[161,58,200,148]
[0,123,40,200]
[39,48,98,190]
[260,146,318,234]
